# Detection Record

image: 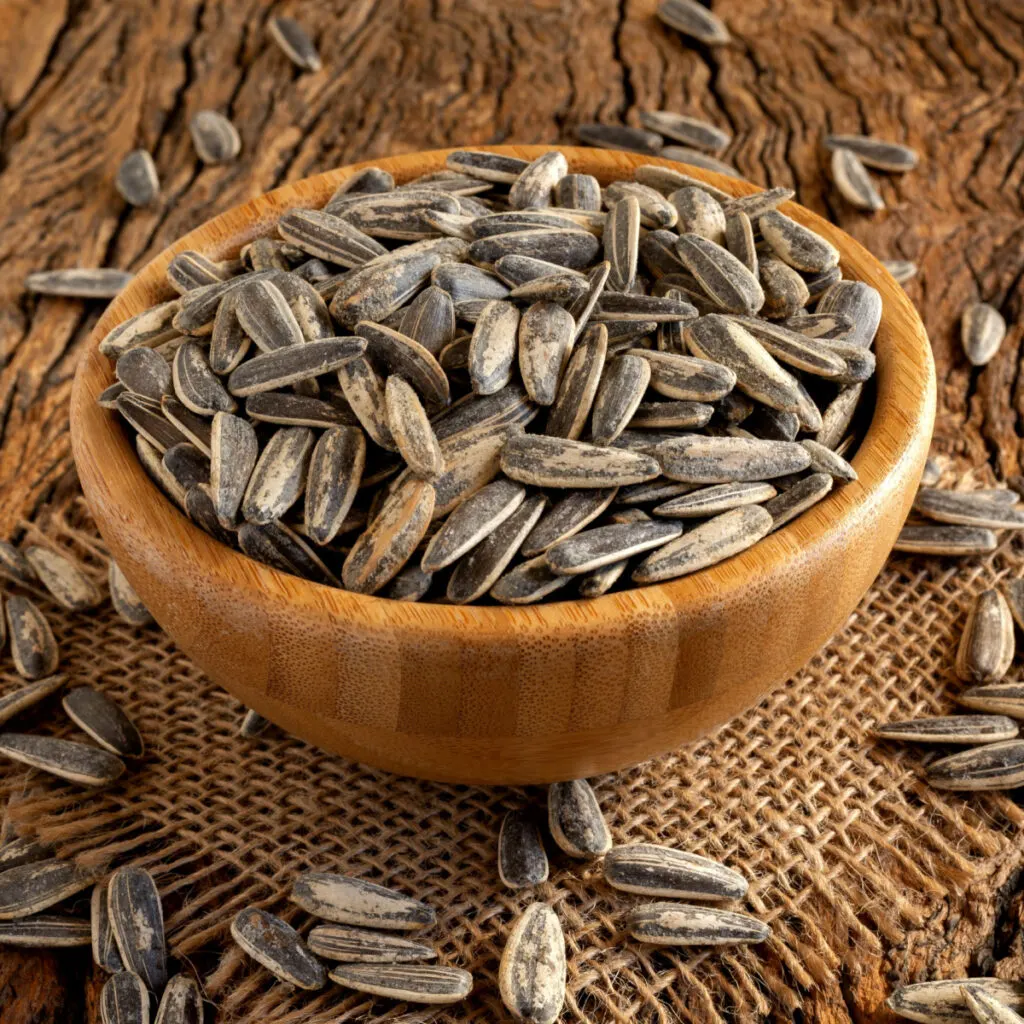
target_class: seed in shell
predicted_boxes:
[661,147,740,178]
[758,257,811,318]
[25,268,133,299]
[656,0,731,44]
[575,122,662,154]
[926,740,1024,791]
[100,970,150,1024]
[545,323,608,439]
[154,974,203,1024]
[0,674,67,728]
[884,260,918,284]
[961,303,1006,367]
[801,438,858,481]
[956,589,1015,683]
[517,302,576,406]
[0,858,98,920]
[0,732,126,787]
[554,173,602,211]
[385,376,444,479]
[638,111,730,153]
[509,151,568,209]
[657,435,811,484]
[502,434,660,489]
[653,481,777,517]
[329,962,473,1005]
[308,924,436,964]
[490,555,574,605]
[304,426,366,545]
[117,347,173,401]
[291,873,435,931]
[0,915,92,949]
[547,779,611,858]
[231,907,326,990]
[238,520,340,587]
[62,687,144,758]
[0,837,52,872]
[108,866,167,993]
[209,412,259,527]
[888,980,1024,1024]
[0,542,37,585]
[116,150,160,207]
[873,715,1019,745]
[627,903,770,946]
[831,148,885,211]
[822,134,919,172]
[763,473,833,530]
[93,882,125,972]
[173,341,235,414]
[604,843,748,900]
[278,209,387,268]
[914,489,1024,531]
[6,597,59,680]
[961,987,1024,1024]
[268,16,321,70]
[521,488,618,558]
[499,903,566,1024]
[605,197,641,292]
[590,355,652,445]
[671,190,727,245]
[238,708,270,738]
[189,110,241,164]
[816,280,882,349]
[759,211,840,274]
[469,300,520,395]
[108,562,153,626]
[400,285,456,355]
[241,426,315,524]
[236,280,304,352]
[546,521,682,575]
[498,809,549,889]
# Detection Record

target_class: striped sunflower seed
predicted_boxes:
[400,286,457,355]
[604,181,678,230]
[724,210,757,274]
[509,273,590,306]
[509,151,568,209]
[728,316,845,378]
[627,903,769,946]
[499,904,565,1024]
[153,974,203,1024]
[893,525,999,556]
[759,211,840,273]
[229,337,365,398]
[656,0,731,43]
[421,480,526,572]
[442,493,544,603]
[546,521,681,575]
[241,426,315,524]
[330,962,473,1005]
[590,355,651,445]
[630,399,714,429]
[209,412,259,527]
[304,426,366,545]
[956,589,1015,683]
[569,260,612,340]
[62,687,144,758]
[633,504,774,582]
[172,341,235,414]
[675,233,763,314]
[815,384,863,449]
[25,268,132,299]
[661,146,740,177]
[502,435,659,489]
[309,924,435,964]
[554,173,602,211]
[469,229,603,271]
[446,150,530,184]
[101,971,149,1024]
[93,882,125,972]
[433,262,510,303]
[745,405,800,441]
[236,279,303,352]
[605,197,641,292]
[888,980,1024,1024]
[498,810,549,890]
[631,348,737,402]
[239,521,340,585]
[231,907,325,990]
[0,541,37,585]
[801,438,858,481]
[0,915,91,948]
[576,123,662,154]
[0,837,52,871]
[831,147,885,211]
[521,488,617,558]
[578,559,630,597]
[961,303,1006,367]
[292,873,435,930]
[109,866,167,992]
[339,191,461,241]
[654,480,776,517]
[639,111,730,153]
[594,292,696,323]
[162,443,209,491]
[167,251,228,293]
[245,392,355,428]
[278,209,387,267]
[884,260,918,284]
[758,257,811,317]
[189,110,241,164]
[468,300,520,395]
[380,564,433,601]
[873,715,1018,745]
[822,134,919,172]
[99,299,180,358]
[914,489,1024,530]
[356,321,450,409]
[671,188,727,244]
[385,376,444,479]
[116,150,160,207]
[721,186,795,219]
[0,733,125,787]
[209,292,249,374]
[547,779,611,858]
[517,302,575,406]
[763,473,833,529]
[490,554,574,604]
[268,16,321,71]
[657,435,810,483]
[0,674,66,727]
[961,987,1024,1024]
[784,311,856,340]
[238,708,270,738]
[926,740,1024,791]
[604,843,748,900]
[6,597,59,680]
[329,167,396,199]
[0,858,97,920]
[816,280,882,349]
[337,354,395,449]
[184,485,236,546]
[117,347,173,401]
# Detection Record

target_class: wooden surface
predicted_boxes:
[71,145,933,786]
[0,0,1016,1019]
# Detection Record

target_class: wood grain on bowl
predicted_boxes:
[70,147,935,784]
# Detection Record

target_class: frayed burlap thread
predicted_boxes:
[3,488,1024,1023]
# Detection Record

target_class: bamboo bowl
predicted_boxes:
[70,146,935,784]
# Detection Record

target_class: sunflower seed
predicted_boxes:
[303,426,366,545]
[815,384,863,449]
[189,111,241,164]
[914,489,1024,529]
[25,268,132,299]
[627,903,769,946]
[396,286,455,356]
[956,589,1015,683]
[616,480,697,505]
[0,732,125,787]
[92,883,125,972]
[721,186,795,220]
[101,971,150,1024]
[547,779,611,857]
[472,209,602,238]
[182,485,233,545]
[522,488,619,557]
[153,974,202,1024]
[336,355,394,448]
[463,300,519,396]
[446,150,530,184]
[961,987,1024,1024]
[162,443,209,491]
[502,434,660,489]
[662,148,740,178]
[278,209,386,267]
[423,209,475,239]
[632,348,737,401]
[0,542,36,585]
[308,924,436,965]
[509,151,568,209]
[421,480,526,572]
[205,293,247,374]
[235,280,302,352]
[0,837,52,871]
[469,228,602,271]
[446,494,547,603]
[0,914,91,949]
[234,708,269,739]
[554,173,602,211]
[231,907,325,990]
[816,281,882,349]
[245,392,353,428]
[0,674,66,727]
[575,123,662,153]
[724,210,757,274]
[896,524,1001,557]
[117,348,173,401]
[595,293,697,323]
[589,355,651,445]
[242,426,315,524]
[342,478,435,593]
[498,904,565,1024]
[209,412,258,527]
[783,312,856,340]
[656,0,730,42]
[927,740,1024,791]
[831,148,884,211]
[890,981,1024,1024]
[108,867,167,993]
[727,317,844,377]
[0,857,98,920]
[961,303,1006,367]
[491,554,575,603]
[244,238,290,273]
[167,251,228,293]
[116,150,160,207]
[508,274,589,306]
[546,521,681,575]
[822,134,919,172]
[330,962,472,1005]
[604,197,641,292]
[657,435,809,483]
[495,256,585,289]
[169,343,233,416]
[292,873,434,930]
[356,321,450,409]
[514,302,574,406]
[629,399,713,430]
[639,111,730,152]
[759,211,840,273]
[569,260,612,339]
[762,473,831,529]
[874,715,1018,745]
[6,597,59,679]
[100,300,181,358]
[671,188,727,244]
[758,256,811,317]
[653,480,776,517]
[385,376,444,479]
[498,810,549,890]
[339,191,461,241]
[227,337,365,397]
[238,520,338,584]
[24,546,102,611]
[62,687,144,758]
[884,260,918,284]
[800,438,857,481]
[577,559,629,597]
[675,234,763,314]
[268,15,321,70]
[604,843,748,900]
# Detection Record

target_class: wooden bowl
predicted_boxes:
[70,146,935,785]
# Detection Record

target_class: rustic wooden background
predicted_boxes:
[0,0,1020,1019]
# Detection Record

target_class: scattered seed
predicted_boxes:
[639,111,730,153]
[961,986,1024,1024]
[914,489,1024,530]
[627,903,769,946]
[231,907,325,990]
[547,779,611,858]
[153,974,203,1024]
[100,971,150,1024]
[499,904,565,1024]
[329,962,473,1005]
[927,740,1024,791]
[25,268,132,299]
[884,260,918,284]
[656,0,731,44]
[498,810,549,890]
[268,16,321,70]
[189,110,241,164]
[956,589,1015,683]
[0,674,67,728]
[961,303,1006,367]
[0,858,97,920]
[62,687,144,758]
[873,715,1018,745]
[831,148,885,211]
[575,123,662,154]
[6,597,59,680]
[292,873,435,930]
[0,915,91,948]
[822,134,919,172]
[116,150,160,207]
[109,866,167,993]
[309,924,436,964]
[93,882,125,972]
[604,843,748,900]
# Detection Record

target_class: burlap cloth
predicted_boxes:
[3,462,1024,1023]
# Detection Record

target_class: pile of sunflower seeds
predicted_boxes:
[95,149,879,605]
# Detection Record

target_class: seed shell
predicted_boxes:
[656,0,731,43]
[627,903,769,946]
[633,348,736,402]
[239,709,270,738]
[822,134,919,172]
[0,837,52,871]
[304,427,366,545]
[236,280,304,352]
[109,866,167,993]
[926,740,1024,791]
[173,341,235,414]
[956,589,1015,683]
[93,882,125,972]
[490,555,574,604]
[544,320,607,440]
[884,260,919,284]
[189,110,241,164]
[658,435,810,483]
[356,321,450,410]
[546,521,682,575]
[961,987,1024,1024]
[759,211,840,273]
[0,674,67,727]
[873,715,1018,745]
[308,924,436,964]
[888,980,1024,1024]
[654,480,777,517]
[0,542,36,585]
[292,872,435,930]
[661,147,740,178]
[329,962,473,1005]
[25,268,132,299]
[522,488,618,558]
[815,280,882,349]
[400,285,457,355]
[268,16,321,70]
[509,151,568,209]
[498,810,549,890]
[231,907,325,990]
[801,438,858,481]
[893,525,998,557]
[763,473,833,530]
[385,376,444,479]
[278,209,387,267]
[604,843,748,900]
[605,197,641,292]
[499,904,565,1024]
[6,597,59,680]
[0,858,97,920]
[238,521,339,586]
[209,412,259,527]
[554,173,602,210]
[518,302,576,406]
[153,974,203,1024]
[101,971,150,1024]
[576,123,662,153]
[961,303,1006,367]
[241,426,314,524]
[100,299,181,358]
[469,300,520,395]
[62,687,144,758]
[590,355,651,445]
[831,147,885,211]
[502,435,660,489]
[117,347,172,401]
[547,779,611,858]
[0,915,91,948]
[639,111,730,152]
[116,150,160,207]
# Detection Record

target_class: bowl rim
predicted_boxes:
[70,145,936,634]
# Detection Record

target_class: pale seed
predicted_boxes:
[99,299,181,358]
[292,872,435,930]
[627,903,769,946]
[639,111,730,152]
[816,280,882,349]
[888,980,1024,1024]
[189,110,241,164]
[801,438,858,481]
[518,302,576,406]
[759,211,840,273]
[657,435,810,483]
[469,300,520,395]
[956,589,1015,683]
[961,303,1006,367]
[831,148,885,211]
[116,150,160,207]
[268,16,321,70]
[546,521,682,575]
[25,268,132,299]
[961,986,1024,1024]
[241,426,314,524]
[329,962,472,1005]
[654,480,776,517]
[915,489,1024,530]
[490,554,574,604]
[209,412,259,527]
[172,341,235,414]
[385,376,444,479]
[499,904,565,1024]
[822,134,919,172]
[509,151,568,209]
[502,434,660,489]
[604,843,748,900]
